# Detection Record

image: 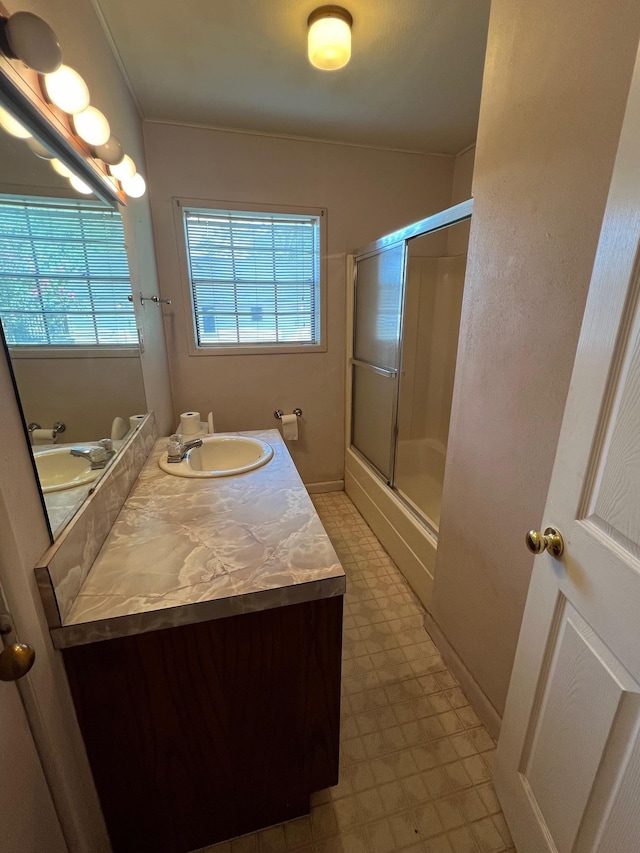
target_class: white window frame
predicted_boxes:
[174,198,327,356]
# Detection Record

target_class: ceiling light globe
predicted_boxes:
[72,106,110,146]
[0,105,31,138]
[69,174,93,195]
[121,172,146,198]
[50,158,72,178]
[43,65,90,114]
[109,154,136,182]
[308,8,352,71]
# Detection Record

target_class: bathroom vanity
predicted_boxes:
[37,426,345,853]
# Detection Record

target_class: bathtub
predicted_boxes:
[345,443,439,611]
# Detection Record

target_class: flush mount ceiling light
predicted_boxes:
[307,5,353,71]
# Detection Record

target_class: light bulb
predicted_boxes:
[43,65,90,114]
[308,9,352,71]
[109,154,135,182]
[72,106,110,146]
[50,158,72,178]
[92,135,124,166]
[0,105,31,139]
[4,11,62,74]
[122,172,146,198]
[69,174,93,195]
[26,137,54,159]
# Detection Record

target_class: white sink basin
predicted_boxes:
[159,434,274,478]
[33,446,101,494]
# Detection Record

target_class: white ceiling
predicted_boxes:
[93,0,490,155]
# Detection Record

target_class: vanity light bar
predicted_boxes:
[0,9,146,200]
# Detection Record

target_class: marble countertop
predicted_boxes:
[56,430,345,646]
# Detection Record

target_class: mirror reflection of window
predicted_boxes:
[0,195,136,348]
[0,123,147,542]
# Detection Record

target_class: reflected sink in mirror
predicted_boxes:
[159,435,274,478]
[33,445,102,493]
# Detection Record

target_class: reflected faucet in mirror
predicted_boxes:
[70,438,116,469]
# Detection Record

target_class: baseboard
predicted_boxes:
[423,611,502,741]
[306,480,344,494]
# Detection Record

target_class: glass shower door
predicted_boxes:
[394,221,469,530]
[351,245,405,481]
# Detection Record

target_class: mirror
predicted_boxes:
[0,101,146,539]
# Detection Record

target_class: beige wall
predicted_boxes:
[431,0,640,717]
[2,0,173,436]
[143,122,455,484]
[11,356,145,442]
[451,146,475,205]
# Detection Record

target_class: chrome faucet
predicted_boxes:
[70,438,116,470]
[166,434,203,463]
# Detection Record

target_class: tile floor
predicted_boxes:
[203,491,515,853]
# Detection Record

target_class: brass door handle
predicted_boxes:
[525,527,564,558]
[0,614,35,682]
[0,642,35,682]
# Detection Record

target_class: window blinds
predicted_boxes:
[0,197,136,347]
[183,208,320,346]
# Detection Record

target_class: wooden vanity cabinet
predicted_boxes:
[62,595,343,853]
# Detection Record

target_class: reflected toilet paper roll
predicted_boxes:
[31,428,56,445]
[129,414,146,430]
[180,412,202,436]
[280,413,298,441]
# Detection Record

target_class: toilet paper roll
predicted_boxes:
[31,428,56,445]
[129,414,146,430]
[281,413,298,441]
[180,412,201,436]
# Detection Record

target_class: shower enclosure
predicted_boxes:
[346,200,471,602]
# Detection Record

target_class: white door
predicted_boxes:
[494,46,640,853]
[0,592,66,853]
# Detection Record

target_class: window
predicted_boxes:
[180,204,324,352]
[0,196,136,347]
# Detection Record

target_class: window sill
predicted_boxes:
[188,342,327,357]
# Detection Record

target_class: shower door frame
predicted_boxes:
[348,198,473,534]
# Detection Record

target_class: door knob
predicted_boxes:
[525,527,564,558]
[0,642,35,681]
[0,614,35,682]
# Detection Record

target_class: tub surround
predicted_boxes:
[46,429,344,648]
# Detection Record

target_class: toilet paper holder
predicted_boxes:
[274,409,302,419]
